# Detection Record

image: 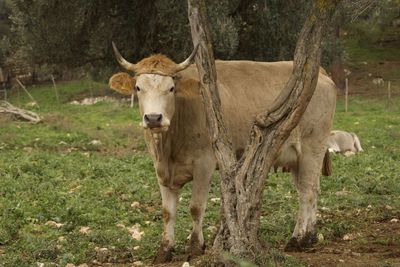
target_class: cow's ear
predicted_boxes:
[109,72,136,95]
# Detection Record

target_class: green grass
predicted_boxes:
[1,81,400,266]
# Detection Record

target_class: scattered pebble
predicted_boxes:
[89,140,102,146]
[117,223,126,228]
[127,224,145,241]
[210,197,220,203]
[339,259,345,263]
[133,246,140,250]
[390,218,399,223]
[207,225,218,233]
[335,190,351,196]
[182,262,191,267]
[95,247,110,263]
[69,96,121,105]
[133,261,144,266]
[343,233,357,241]
[45,220,64,228]
[344,151,355,157]
[130,201,140,209]
[79,226,91,235]
[318,233,324,241]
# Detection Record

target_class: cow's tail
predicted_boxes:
[322,149,332,176]
[352,133,364,152]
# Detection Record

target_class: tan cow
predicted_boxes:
[109,43,337,262]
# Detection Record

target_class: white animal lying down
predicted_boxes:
[327,130,363,156]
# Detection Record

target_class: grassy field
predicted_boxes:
[0,80,399,267]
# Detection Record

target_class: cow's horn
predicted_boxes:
[112,42,136,72]
[175,44,199,72]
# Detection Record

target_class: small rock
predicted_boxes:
[390,218,399,223]
[210,197,220,203]
[339,259,345,263]
[182,262,191,267]
[23,147,33,152]
[318,233,324,241]
[37,263,45,267]
[89,140,102,146]
[26,102,38,108]
[117,223,126,228]
[343,233,357,241]
[207,225,218,233]
[130,201,140,209]
[65,264,76,267]
[127,224,145,241]
[133,246,140,250]
[335,190,351,196]
[79,226,91,235]
[344,151,355,157]
[351,252,361,257]
[133,261,144,266]
[385,205,393,210]
[95,247,110,263]
[45,220,64,228]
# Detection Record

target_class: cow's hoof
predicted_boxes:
[153,245,174,264]
[186,237,205,260]
[284,232,317,252]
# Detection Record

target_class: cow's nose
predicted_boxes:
[144,113,163,128]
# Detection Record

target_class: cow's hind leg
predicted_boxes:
[153,185,178,263]
[285,147,324,252]
[186,157,214,260]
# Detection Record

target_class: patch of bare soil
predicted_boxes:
[288,220,400,267]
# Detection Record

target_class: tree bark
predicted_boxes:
[188,0,341,264]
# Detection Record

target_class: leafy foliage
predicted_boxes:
[1,0,337,77]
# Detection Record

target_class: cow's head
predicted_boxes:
[109,43,198,132]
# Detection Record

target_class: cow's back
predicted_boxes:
[179,60,336,158]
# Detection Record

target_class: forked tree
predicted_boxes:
[187,0,342,264]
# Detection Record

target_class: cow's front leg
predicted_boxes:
[153,184,178,263]
[186,159,214,260]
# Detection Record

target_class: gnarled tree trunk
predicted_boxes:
[188,0,341,264]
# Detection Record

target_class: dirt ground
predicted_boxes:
[288,220,400,267]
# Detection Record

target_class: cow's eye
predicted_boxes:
[135,86,141,92]
[169,86,175,93]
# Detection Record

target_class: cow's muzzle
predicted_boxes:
[144,113,163,129]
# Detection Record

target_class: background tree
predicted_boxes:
[6,0,378,80]
[0,0,11,65]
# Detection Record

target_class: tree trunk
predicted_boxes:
[188,0,341,264]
